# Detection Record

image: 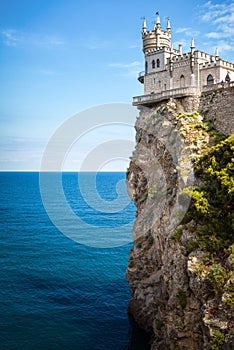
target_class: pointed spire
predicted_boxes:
[142,17,147,33]
[215,47,219,57]
[167,17,171,32]
[179,44,183,56]
[191,38,195,55]
[155,11,161,28]
[191,38,195,49]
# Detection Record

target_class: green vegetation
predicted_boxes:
[183,135,234,257]
[207,263,229,289]
[186,239,199,255]
[170,227,183,241]
[136,242,142,249]
[182,134,234,319]
[155,319,164,331]
[176,290,187,309]
[146,232,154,245]
[211,330,225,350]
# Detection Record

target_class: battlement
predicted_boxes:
[146,46,177,56]
[142,14,171,52]
[200,58,234,70]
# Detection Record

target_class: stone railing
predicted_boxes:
[133,86,200,106]
[202,81,234,93]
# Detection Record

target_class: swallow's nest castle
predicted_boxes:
[133,13,234,107]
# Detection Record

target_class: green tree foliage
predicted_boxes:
[184,135,234,254]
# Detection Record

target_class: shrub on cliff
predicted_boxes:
[183,134,234,254]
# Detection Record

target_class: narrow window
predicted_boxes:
[152,60,156,69]
[180,75,185,87]
[158,80,161,88]
[207,74,214,85]
[157,59,160,68]
[145,61,148,74]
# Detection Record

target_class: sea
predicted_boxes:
[0,172,150,350]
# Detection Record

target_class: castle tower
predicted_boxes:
[140,13,176,93]
[142,13,171,53]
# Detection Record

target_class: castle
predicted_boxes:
[133,13,234,107]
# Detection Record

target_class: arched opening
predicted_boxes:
[180,75,185,87]
[207,74,214,85]
[156,59,160,68]
[145,61,148,74]
[152,60,155,69]
[225,73,231,84]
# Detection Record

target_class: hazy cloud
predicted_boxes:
[0,29,65,48]
[175,27,189,34]
[109,61,141,68]
[199,1,234,52]
[108,61,142,78]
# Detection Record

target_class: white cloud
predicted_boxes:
[108,61,142,79]
[175,27,200,49]
[201,1,231,21]
[109,61,141,69]
[199,1,234,55]
[215,41,234,52]
[175,27,189,34]
[0,29,65,48]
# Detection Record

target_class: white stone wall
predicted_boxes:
[145,70,170,94]
[200,66,234,86]
[171,60,191,89]
[145,50,170,74]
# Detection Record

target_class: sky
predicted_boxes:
[1,0,234,171]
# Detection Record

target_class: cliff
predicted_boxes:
[126,90,234,350]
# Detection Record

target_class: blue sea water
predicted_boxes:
[0,172,150,350]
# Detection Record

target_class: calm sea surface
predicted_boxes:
[0,172,149,350]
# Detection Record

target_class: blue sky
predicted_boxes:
[1,0,234,171]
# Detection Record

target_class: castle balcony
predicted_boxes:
[138,71,145,84]
[133,86,200,106]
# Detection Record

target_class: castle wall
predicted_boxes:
[171,59,192,89]
[144,70,170,94]
[200,64,234,87]
[199,86,234,136]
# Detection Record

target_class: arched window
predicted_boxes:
[158,81,161,89]
[152,60,156,69]
[157,59,160,68]
[180,75,185,87]
[207,74,214,85]
[145,61,148,74]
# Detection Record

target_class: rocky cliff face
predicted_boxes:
[126,95,233,350]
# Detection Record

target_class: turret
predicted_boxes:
[142,17,147,34]
[155,12,161,29]
[179,44,183,56]
[142,13,171,54]
[191,38,195,55]
[190,38,195,74]
[167,18,171,33]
